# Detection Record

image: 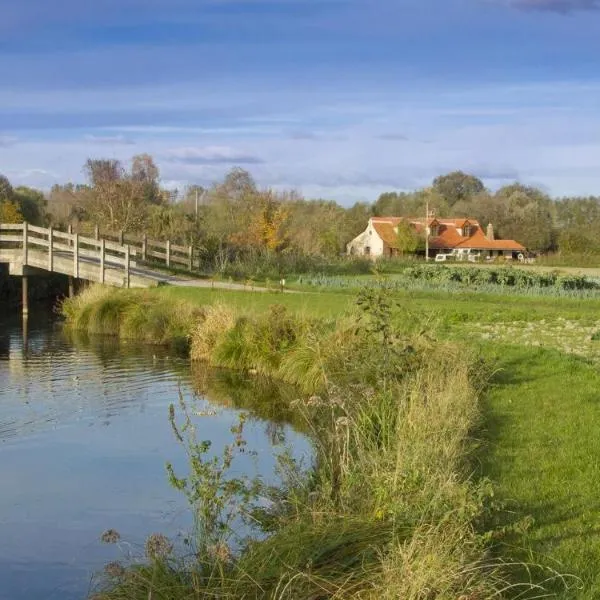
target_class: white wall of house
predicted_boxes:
[347,222,385,257]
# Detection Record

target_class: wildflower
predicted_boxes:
[145,533,173,559]
[100,529,121,544]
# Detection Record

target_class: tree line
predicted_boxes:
[1,158,600,269]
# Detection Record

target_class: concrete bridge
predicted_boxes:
[0,222,197,313]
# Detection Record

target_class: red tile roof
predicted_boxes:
[372,222,399,247]
[369,216,525,252]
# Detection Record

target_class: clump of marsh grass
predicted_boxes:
[62,285,203,349]
[190,304,236,361]
[211,304,311,376]
[61,285,118,332]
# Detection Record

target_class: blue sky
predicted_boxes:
[0,0,599,203]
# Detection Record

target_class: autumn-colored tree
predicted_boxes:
[0,174,22,223]
[0,200,23,223]
[257,192,289,252]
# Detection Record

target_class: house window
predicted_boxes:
[430,225,439,237]
[364,246,371,256]
[463,225,472,237]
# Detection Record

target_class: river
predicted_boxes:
[0,311,310,600]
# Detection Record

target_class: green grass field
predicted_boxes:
[160,284,600,598]
[482,345,600,599]
[160,284,600,324]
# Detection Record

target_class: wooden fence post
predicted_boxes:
[48,227,54,271]
[125,244,130,289]
[22,221,28,265]
[166,240,171,268]
[100,238,105,284]
[119,230,124,246]
[22,275,28,315]
[188,245,193,271]
[142,234,147,262]
[94,224,100,240]
[74,232,79,279]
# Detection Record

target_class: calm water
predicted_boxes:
[0,311,309,600]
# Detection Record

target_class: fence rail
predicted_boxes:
[0,222,199,290]
[69,225,195,271]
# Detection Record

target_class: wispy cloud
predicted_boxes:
[84,134,136,145]
[508,0,599,12]
[0,135,18,147]
[288,131,320,140]
[375,133,409,141]
[164,146,265,165]
[470,166,521,181]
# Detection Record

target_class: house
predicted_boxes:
[346,216,526,260]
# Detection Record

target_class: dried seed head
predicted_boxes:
[104,561,126,578]
[100,529,121,544]
[145,533,173,559]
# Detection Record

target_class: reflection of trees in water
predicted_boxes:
[1,319,308,450]
[11,317,306,436]
[68,327,307,441]
[190,364,308,440]
[66,328,180,367]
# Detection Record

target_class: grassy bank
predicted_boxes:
[64,285,529,599]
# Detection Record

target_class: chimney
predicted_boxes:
[486,223,495,241]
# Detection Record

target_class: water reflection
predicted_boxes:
[0,312,310,600]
